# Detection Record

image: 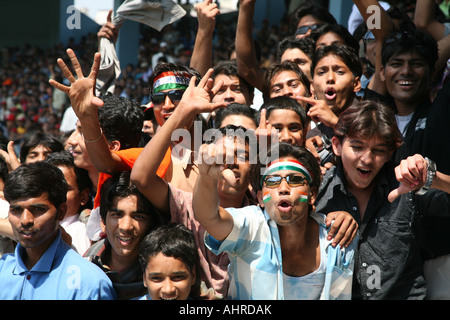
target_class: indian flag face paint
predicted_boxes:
[152,71,191,93]
[261,159,313,188]
[297,191,308,203]
[263,191,271,203]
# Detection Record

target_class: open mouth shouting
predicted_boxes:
[277,199,293,213]
[324,87,337,100]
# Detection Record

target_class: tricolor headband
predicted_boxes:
[261,159,313,187]
[152,71,191,93]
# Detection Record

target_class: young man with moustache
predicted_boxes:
[315,100,450,299]
[0,162,116,300]
[192,141,358,300]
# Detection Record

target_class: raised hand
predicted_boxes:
[49,49,104,120]
[97,10,120,43]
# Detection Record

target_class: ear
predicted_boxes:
[353,76,362,93]
[109,140,121,151]
[331,136,342,157]
[379,65,386,82]
[79,187,90,206]
[310,82,316,98]
[308,186,318,205]
[100,217,107,234]
[56,203,67,222]
[256,190,265,208]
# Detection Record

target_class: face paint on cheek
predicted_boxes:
[297,191,308,203]
[263,192,271,203]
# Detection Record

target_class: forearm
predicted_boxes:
[193,174,232,241]
[414,0,445,41]
[190,28,214,77]
[79,116,124,174]
[235,0,264,90]
[432,171,450,195]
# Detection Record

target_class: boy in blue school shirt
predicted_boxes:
[0,162,116,300]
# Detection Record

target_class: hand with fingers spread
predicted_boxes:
[175,68,228,126]
[49,49,104,121]
[297,95,339,128]
[388,154,428,202]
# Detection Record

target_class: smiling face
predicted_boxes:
[152,90,184,127]
[101,195,152,266]
[380,51,430,114]
[311,54,360,114]
[332,135,391,192]
[143,252,195,300]
[257,157,316,227]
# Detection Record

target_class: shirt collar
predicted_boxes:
[14,230,62,274]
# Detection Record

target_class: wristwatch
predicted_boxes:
[416,157,436,195]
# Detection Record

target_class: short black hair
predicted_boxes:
[45,151,93,211]
[310,24,360,53]
[214,103,257,129]
[19,131,64,163]
[311,44,362,79]
[277,36,315,62]
[212,60,254,101]
[4,161,67,209]
[381,27,438,71]
[263,60,311,101]
[289,0,337,34]
[98,94,144,149]
[259,96,307,129]
[139,223,201,297]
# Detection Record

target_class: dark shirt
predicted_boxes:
[315,164,450,299]
[84,239,146,300]
[364,80,450,259]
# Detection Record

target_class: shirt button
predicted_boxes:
[366,293,372,297]
[26,275,31,280]
[361,262,368,268]
[352,206,357,211]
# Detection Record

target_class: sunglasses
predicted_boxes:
[384,30,417,45]
[151,90,185,104]
[295,24,322,35]
[263,174,309,188]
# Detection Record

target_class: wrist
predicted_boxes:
[416,157,436,195]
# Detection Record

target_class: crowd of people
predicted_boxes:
[0,0,450,301]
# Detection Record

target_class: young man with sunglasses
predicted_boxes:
[192,142,359,300]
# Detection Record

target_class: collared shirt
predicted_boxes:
[315,164,450,299]
[83,239,146,300]
[205,205,356,300]
[0,231,116,300]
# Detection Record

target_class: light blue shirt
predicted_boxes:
[0,231,116,300]
[205,206,357,300]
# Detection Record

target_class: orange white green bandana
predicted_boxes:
[261,159,312,187]
[152,71,191,93]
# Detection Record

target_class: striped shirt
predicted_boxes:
[204,205,357,300]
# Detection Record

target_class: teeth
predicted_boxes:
[398,81,414,85]
[160,297,178,300]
